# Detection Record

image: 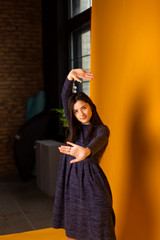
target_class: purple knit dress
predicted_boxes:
[52,78,116,240]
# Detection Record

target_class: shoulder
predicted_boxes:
[94,124,110,138]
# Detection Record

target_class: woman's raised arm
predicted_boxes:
[61,69,94,127]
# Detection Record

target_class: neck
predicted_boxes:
[81,122,90,125]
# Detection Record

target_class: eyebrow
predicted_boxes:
[73,104,87,112]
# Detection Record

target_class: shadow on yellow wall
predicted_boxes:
[91,1,160,239]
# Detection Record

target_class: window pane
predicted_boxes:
[70,27,91,95]
[70,0,92,18]
[82,55,90,72]
[82,31,90,56]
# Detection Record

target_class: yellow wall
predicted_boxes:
[91,0,160,239]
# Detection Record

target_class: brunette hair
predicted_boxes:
[66,92,103,143]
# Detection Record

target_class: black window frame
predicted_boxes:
[68,7,91,93]
[42,0,91,109]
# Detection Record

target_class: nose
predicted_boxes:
[79,109,85,116]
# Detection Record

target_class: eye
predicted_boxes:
[73,110,78,114]
[82,105,86,110]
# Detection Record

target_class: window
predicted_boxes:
[70,27,91,95]
[68,1,92,95]
[69,0,92,18]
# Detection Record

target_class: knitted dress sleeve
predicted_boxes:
[87,125,110,156]
[61,77,74,129]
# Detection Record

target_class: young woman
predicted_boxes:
[52,69,116,240]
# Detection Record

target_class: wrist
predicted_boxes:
[86,147,91,157]
[67,71,74,80]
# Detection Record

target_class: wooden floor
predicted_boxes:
[0,228,66,240]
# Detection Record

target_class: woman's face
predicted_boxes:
[73,100,92,125]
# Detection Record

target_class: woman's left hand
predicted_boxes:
[58,141,91,164]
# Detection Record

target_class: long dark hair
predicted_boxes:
[66,92,103,143]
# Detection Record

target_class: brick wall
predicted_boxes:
[0,0,43,174]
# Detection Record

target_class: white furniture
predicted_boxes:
[35,140,62,197]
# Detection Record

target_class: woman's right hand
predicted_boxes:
[67,68,94,83]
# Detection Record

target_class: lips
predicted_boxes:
[80,116,87,121]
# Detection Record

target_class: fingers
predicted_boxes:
[58,145,72,154]
[71,69,95,83]
[66,141,75,147]
[85,71,94,74]
[70,158,80,164]
[84,71,95,79]
[59,141,87,163]
[58,142,75,154]
[72,76,83,83]
[58,142,76,155]
[78,72,94,81]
